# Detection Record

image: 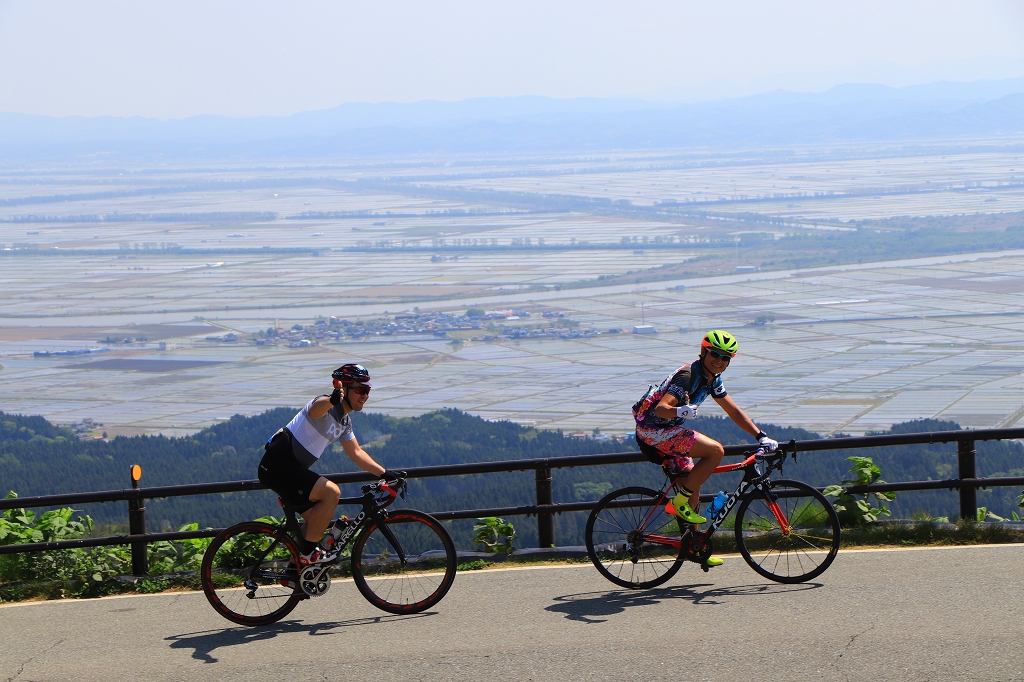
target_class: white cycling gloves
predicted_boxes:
[675,404,698,419]
[757,432,778,451]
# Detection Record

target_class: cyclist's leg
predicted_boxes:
[637,426,705,522]
[682,434,727,567]
[258,439,337,546]
[682,433,725,509]
[299,476,341,543]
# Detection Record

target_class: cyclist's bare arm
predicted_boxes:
[653,392,684,419]
[341,436,386,477]
[307,390,342,419]
[713,394,761,438]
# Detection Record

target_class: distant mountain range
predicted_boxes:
[2,77,1023,160]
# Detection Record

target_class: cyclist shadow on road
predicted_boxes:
[166,612,437,663]
[546,582,822,624]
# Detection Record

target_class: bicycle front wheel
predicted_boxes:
[201,521,302,626]
[734,479,840,584]
[351,509,457,615]
[585,487,685,589]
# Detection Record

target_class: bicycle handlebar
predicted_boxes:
[360,471,408,508]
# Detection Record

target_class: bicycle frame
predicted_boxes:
[638,447,790,552]
[246,479,409,585]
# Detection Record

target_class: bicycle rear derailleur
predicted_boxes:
[299,565,331,597]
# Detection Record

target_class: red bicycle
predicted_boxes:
[585,446,840,588]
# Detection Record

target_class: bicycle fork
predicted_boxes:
[757,484,793,535]
[372,511,408,566]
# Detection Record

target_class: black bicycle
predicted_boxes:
[201,474,457,626]
[585,446,840,588]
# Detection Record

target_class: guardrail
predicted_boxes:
[2,426,1023,575]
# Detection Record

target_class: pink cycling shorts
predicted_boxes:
[636,425,698,473]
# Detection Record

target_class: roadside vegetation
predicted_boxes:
[3,411,1023,602]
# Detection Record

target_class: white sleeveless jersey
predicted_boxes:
[284,396,354,467]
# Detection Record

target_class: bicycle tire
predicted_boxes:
[585,486,686,589]
[351,509,457,614]
[734,479,840,584]
[201,521,303,626]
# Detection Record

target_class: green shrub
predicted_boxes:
[146,523,211,575]
[0,490,219,601]
[823,456,896,526]
[473,517,517,554]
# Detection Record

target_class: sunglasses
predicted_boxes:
[707,350,733,362]
[346,385,371,395]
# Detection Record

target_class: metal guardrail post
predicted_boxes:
[958,439,977,521]
[128,465,147,576]
[536,467,554,547]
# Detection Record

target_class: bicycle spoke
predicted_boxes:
[352,510,456,614]
[201,522,302,627]
[735,481,840,584]
[586,487,685,590]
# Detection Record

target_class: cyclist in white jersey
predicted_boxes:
[258,363,393,565]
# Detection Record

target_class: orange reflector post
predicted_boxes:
[130,464,142,487]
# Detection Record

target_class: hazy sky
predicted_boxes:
[2,0,1024,118]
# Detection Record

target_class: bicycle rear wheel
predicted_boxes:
[351,509,457,615]
[201,521,303,626]
[734,479,840,584]
[585,487,686,589]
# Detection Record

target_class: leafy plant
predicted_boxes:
[146,523,212,575]
[823,456,896,526]
[975,507,1009,523]
[0,491,132,595]
[473,517,516,554]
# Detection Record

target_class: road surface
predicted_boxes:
[2,544,1022,681]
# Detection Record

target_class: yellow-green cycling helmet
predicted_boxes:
[701,330,738,356]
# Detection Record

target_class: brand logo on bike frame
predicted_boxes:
[704,478,770,531]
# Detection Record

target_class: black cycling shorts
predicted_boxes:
[258,430,322,507]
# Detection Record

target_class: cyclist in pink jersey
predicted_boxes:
[633,331,777,566]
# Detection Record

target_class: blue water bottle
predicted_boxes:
[705,492,728,523]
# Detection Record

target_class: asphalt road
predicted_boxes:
[2,544,1022,682]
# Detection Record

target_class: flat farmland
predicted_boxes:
[422,150,1024,213]
[1,250,1022,438]
[0,246,695,322]
[2,141,1023,438]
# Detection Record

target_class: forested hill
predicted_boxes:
[1,409,1022,542]
[0,407,803,497]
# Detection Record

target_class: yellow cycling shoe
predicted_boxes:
[666,493,707,524]
[705,556,724,568]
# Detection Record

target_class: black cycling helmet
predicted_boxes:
[332,363,371,386]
